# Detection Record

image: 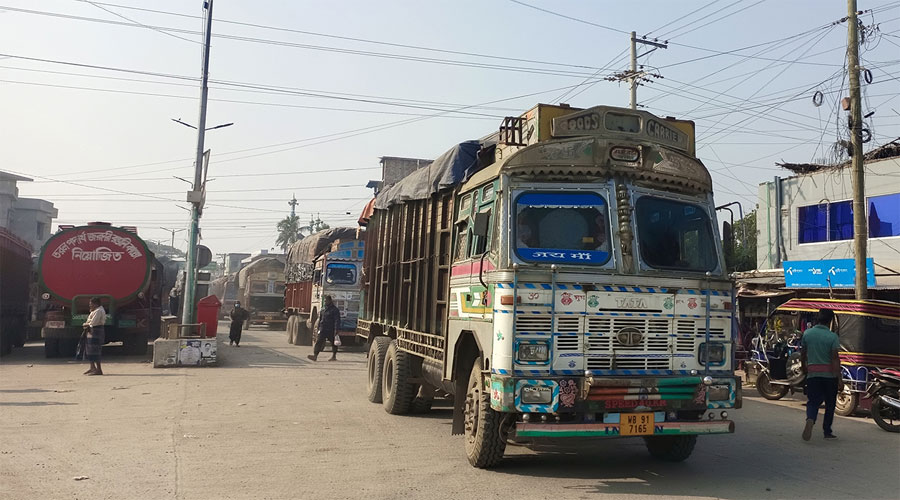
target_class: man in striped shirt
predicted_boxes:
[800,308,844,441]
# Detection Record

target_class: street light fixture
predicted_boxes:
[171,118,234,131]
[160,226,186,249]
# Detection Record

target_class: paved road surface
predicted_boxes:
[1,325,898,500]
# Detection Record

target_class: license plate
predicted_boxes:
[45,321,66,329]
[620,412,654,436]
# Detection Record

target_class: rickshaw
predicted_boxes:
[751,298,900,415]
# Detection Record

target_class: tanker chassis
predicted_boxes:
[358,104,740,468]
[38,223,163,357]
[0,228,32,356]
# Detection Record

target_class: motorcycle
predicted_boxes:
[867,368,900,433]
[746,330,806,400]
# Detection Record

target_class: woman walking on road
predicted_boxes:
[83,297,106,375]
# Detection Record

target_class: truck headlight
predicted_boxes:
[707,384,731,401]
[517,342,549,362]
[699,342,726,366]
[521,385,553,404]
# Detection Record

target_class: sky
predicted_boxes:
[2,0,899,254]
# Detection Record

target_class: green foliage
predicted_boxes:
[276,214,302,251]
[724,209,757,273]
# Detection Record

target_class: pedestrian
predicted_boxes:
[308,295,342,362]
[229,302,249,347]
[82,297,106,376]
[801,308,844,441]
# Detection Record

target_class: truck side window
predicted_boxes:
[470,207,492,255]
[454,221,469,261]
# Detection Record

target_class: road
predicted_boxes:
[1,325,898,500]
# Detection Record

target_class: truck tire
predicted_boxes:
[382,340,416,414]
[286,316,296,344]
[366,336,391,403]
[0,333,12,356]
[44,338,60,358]
[58,337,79,358]
[124,333,148,355]
[644,435,697,462]
[464,357,507,468]
[295,320,312,346]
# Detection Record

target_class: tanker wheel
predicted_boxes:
[366,336,391,403]
[644,435,697,462]
[44,338,60,358]
[58,338,79,358]
[382,340,416,415]
[463,357,507,468]
[0,333,12,356]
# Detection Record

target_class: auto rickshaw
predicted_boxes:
[766,298,900,415]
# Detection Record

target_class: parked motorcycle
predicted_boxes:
[746,331,806,400]
[867,368,900,433]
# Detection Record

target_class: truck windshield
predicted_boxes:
[515,192,611,265]
[635,196,718,272]
[326,263,357,285]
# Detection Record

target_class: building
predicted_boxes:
[746,140,900,300]
[225,253,251,275]
[366,156,432,195]
[0,171,58,254]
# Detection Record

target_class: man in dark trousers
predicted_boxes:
[801,308,844,441]
[308,295,342,362]
[229,302,250,347]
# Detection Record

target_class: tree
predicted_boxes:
[724,209,757,273]
[276,214,302,251]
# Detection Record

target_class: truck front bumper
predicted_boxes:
[516,419,734,438]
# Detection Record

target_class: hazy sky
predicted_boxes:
[3,0,898,254]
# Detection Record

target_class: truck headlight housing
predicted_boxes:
[707,384,731,401]
[698,342,726,366]
[520,385,553,404]
[517,342,549,362]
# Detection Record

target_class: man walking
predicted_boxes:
[308,295,342,362]
[801,308,844,441]
[229,302,249,347]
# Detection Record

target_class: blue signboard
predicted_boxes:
[783,258,876,288]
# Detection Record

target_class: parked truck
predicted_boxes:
[1,228,33,356]
[357,104,740,468]
[38,222,163,357]
[237,256,286,329]
[284,228,363,346]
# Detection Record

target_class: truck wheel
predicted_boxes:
[366,336,391,403]
[286,317,296,344]
[58,338,79,358]
[0,333,12,356]
[644,435,697,462]
[382,340,416,415]
[44,338,60,358]
[464,357,507,468]
[835,387,858,416]
[124,334,148,355]
[295,321,312,346]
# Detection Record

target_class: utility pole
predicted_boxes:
[160,226,185,249]
[182,0,215,326]
[611,32,667,109]
[847,0,868,299]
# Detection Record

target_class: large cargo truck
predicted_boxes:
[38,223,163,357]
[0,228,33,356]
[358,104,740,467]
[238,256,286,329]
[284,228,363,346]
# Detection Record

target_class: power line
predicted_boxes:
[81,0,199,44]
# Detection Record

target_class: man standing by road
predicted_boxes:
[82,297,106,376]
[801,308,843,441]
[307,295,341,362]
[229,302,249,347]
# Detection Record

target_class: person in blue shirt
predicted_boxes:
[800,308,844,441]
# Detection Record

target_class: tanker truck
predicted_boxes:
[358,104,739,468]
[38,223,163,357]
[284,228,363,346]
[238,256,286,329]
[1,228,32,356]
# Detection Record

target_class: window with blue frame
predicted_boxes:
[869,193,900,238]
[798,204,827,243]
[829,201,854,241]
